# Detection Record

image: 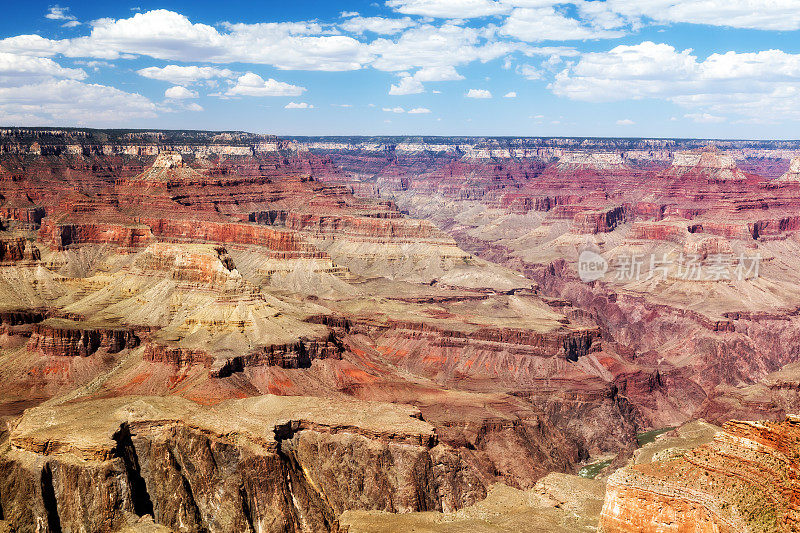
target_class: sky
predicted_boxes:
[2,1,800,138]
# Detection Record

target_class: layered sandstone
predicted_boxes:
[601,416,800,532]
[0,236,39,263]
[776,156,800,182]
[28,319,139,357]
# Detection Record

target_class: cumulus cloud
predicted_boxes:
[389,76,424,95]
[0,79,157,125]
[383,106,405,113]
[684,112,726,123]
[503,91,517,97]
[0,52,86,86]
[606,0,800,31]
[138,65,233,84]
[517,64,542,79]
[413,65,465,81]
[408,107,431,113]
[389,65,465,95]
[369,22,518,72]
[550,41,800,121]
[616,118,635,125]
[225,72,305,97]
[501,6,626,42]
[45,5,76,21]
[164,85,198,99]
[466,88,492,98]
[386,0,510,18]
[284,101,313,108]
[340,16,416,34]
[5,10,373,71]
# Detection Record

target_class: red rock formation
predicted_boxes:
[0,236,39,262]
[572,206,627,234]
[28,320,139,357]
[39,219,154,250]
[601,416,800,532]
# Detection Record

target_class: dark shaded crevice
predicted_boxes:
[40,463,62,533]
[239,484,255,533]
[273,426,339,532]
[112,423,154,518]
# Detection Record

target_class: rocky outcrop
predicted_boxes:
[555,152,626,171]
[39,219,154,250]
[28,319,139,357]
[381,319,599,361]
[0,236,39,263]
[572,206,626,234]
[134,243,238,285]
[210,335,343,377]
[600,416,800,532]
[0,395,487,533]
[776,156,800,182]
[665,148,748,182]
[141,218,322,257]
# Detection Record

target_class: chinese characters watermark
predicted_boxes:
[579,252,760,282]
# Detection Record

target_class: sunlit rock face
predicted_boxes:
[777,156,800,182]
[600,416,800,533]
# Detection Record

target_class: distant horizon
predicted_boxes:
[4,125,800,144]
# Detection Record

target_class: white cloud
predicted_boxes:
[466,88,492,98]
[517,64,542,79]
[340,16,416,34]
[285,101,314,108]
[503,91,517,97]
[501,7,626,42]
[386,0,510,18]
[225,72,305,97]
[383,106,406,113]
[616,118,635,125]
[46,5,76,21]
[389,76,425,95]
[0,52,86,86]
[0,79,156,125]
[62,20,82,28]
[138,65,233,84]
[408,107,431,113]
[550,41,800,121]
[684,112,726,123]
[606,0,800,31]
[413,65,464,81]
[164,85,198,99]
[369,22,518,72]
[7,10,373,71]
[389,65,464,95]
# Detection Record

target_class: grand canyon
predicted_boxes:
[0,128,798,532]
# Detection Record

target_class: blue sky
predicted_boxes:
[2,1,800,138]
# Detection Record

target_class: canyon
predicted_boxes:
[1,128,800,531]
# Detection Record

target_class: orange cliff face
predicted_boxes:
[600,416,800,533]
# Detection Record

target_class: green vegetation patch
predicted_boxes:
[637,426,676,447]
[578,459,612,479]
